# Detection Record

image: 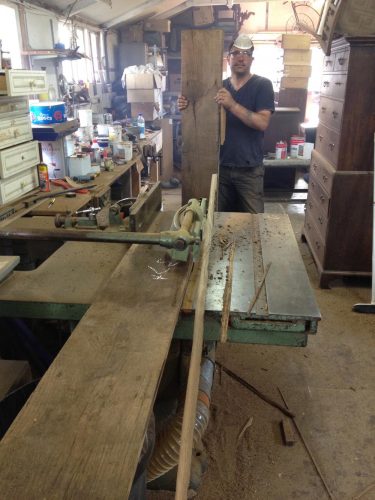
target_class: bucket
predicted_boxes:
[30,101,67,125]
[290,136,305,158]
[116,141,133,162]
[108,124,122,143]
[275,140,287,160]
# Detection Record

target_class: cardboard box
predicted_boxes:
[127,88,161,103]
[217,9,235,20]
[169,73,181,92]
[280,77,309,89]
[124,23,143,43]
[283,65,312,78]
[281,34,311,50]
[144,20,171,32]
[283,49,312,66]
[126,72,163,90]
[131,103,158,121]
[193,6,214,26]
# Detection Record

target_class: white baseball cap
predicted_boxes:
[232,34,254,50]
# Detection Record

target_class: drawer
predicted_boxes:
[0,70,47,97]
[0,166,38,204]
[0,141,40,179]
[322,53,335,72]
[320,73,347,99]
[318,96,344,133]
[333,50,349,72]
[316,123,340,167]
[308,171,331,218]
[0,97,29,117]
[310,149,335,194]
[305,189,329,240]
[0,115,32,150]
[304,209,326,266]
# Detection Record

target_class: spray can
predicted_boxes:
[275,141,287,160]
[37,162,50,191]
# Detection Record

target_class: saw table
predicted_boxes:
[0,211,320,345]
[0,208,320,499]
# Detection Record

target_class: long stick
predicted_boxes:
[217,362,294,419]
[277,388,336,500]
[175,174,217,500]
[248,262,272,314]
[220,241,235,343]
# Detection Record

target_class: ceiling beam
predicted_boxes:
[65,0,112,17]
[152,0,280,20]
[105,0,162,28]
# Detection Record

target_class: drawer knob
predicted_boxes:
[335,81,342,86]
[20,181,25,188]
[318,216,323,225]
[315,241,321,250]
[329,143,335,150]
[21,155,25,160]
[323,175,328,182]
[313,163,318,171]
[325,60,333,66]
[321,107,327,112]
[320,195,325,202]
[319,135,323,141]
[323,81,330,87]
[309,202,313,209]
[332,111,338,118]
[338,58,346,65]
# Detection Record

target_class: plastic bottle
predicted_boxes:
[91,139,101,164]
[137,113,145,139]
[48,84,57,101]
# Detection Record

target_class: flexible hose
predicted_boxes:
[147,345,215,483]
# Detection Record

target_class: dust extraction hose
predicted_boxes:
[147,344,215,483]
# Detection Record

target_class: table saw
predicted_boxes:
[0,182,320,498]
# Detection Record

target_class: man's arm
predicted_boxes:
[214,87,271,132]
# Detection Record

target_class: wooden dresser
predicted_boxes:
[303,37,375,287]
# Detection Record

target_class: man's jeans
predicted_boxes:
[218,165,264,213]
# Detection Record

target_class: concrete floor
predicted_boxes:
[149,187,375,500]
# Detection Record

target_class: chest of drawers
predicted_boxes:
[0,71,46,206]
[303,37,375,287]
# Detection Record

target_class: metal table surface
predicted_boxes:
[0,212,320,346]
[175,212,320,347]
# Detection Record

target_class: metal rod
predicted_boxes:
[0,227,196,251]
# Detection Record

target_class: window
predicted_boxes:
[58,21,103,84]
[0,4,22,68]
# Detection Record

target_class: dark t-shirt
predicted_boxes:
[220,75,275,168]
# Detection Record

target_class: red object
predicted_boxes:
[275,141,287,160]
[50,179,90,194]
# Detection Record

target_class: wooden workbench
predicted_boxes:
[29,154,143,216]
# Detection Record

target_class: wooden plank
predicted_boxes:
[176,174,217,500]
[181,29,223,204]
[0,212,192,499]
[160,118,174,181]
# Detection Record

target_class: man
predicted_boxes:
[178,34,275,213]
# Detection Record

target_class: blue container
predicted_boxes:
[30,102,67,125]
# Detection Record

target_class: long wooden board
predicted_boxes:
[181,29,223,204]
[0,212,192,499]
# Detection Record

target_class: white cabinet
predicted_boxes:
[0,97,29,117]
[0,70,47,97]
[0,141,39,179]
[0,115,33,150]
[0,167,39,204]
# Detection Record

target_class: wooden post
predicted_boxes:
[175,174,217,500]
[181,29,223,204]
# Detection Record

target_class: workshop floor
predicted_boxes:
[149,188,375,500]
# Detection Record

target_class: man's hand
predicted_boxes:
[214,88,237,111]
[177,95,189,111]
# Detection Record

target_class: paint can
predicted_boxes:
[275,140,287,160]
[115,141,133,162]
[290,136,305,158]
[37,163,50,192]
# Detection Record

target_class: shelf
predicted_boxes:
[22,49,89,61]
